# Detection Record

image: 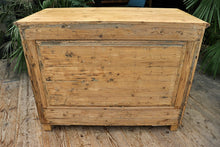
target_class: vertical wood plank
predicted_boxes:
[148,127,189,147]
[64,126,100,147]
[179,29,206,125]
[64,126,82,147]
[75,126,100,147]
[19,28,48,124]
[120,127,147,147]
[89,127,118,147]
[138,127,161,147]
[15,73,43,147]
[25,40,48,108]
[41,126,67,147]
[104,127,130,147]
[0,79,20,146]
[175,41,198,107]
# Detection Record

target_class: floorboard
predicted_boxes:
[0,60,20,146]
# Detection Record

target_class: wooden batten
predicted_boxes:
[19,23,204,41]
[44,107,180,126]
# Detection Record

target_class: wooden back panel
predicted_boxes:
[37,41,186,107]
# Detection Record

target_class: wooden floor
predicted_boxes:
[0,59,219,147]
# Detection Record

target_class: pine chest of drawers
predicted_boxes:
[16,8,209,131]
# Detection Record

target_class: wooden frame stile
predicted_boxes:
[18,27,49,129]
[174,28,206,130]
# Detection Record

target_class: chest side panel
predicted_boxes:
[36,41,185,107]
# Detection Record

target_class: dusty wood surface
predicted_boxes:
[16,8,209,129]
[16,8,209,42]
[0,60,219,147]
[38,41,185,107]
[16,8,208,26]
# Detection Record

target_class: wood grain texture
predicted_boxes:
[15,8,209,130]
[42,124,52,131]
[15,8,209,42]
[37,41,184,107]
[16,8,208,26]
[15,74,43,147]
[175,41,199,108]
[19,23,204,41]
[0,65,219,146]
[0,81,20,146]
[41,126,67,147]
[38,41,184,68]
[44,107,180,126]
[18,36,48,124]
[0,63,20,147]
[179,28,206,125]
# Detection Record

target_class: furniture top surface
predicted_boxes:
[16,8,209,27]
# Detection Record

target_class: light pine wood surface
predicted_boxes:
[0,59,219,147]
[16,8,208,26]
[15,8,209,130]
